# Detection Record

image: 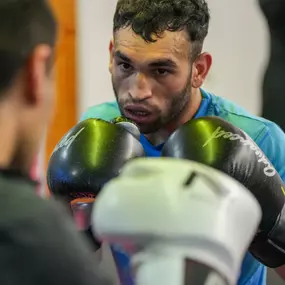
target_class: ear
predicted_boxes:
[191,52,212,88]
[26,44,52,105]
[109,38,115,74]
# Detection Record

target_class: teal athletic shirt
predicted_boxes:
[81,88,285,285]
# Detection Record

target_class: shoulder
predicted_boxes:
[0,184,111,285]
[0,177,51,225]
[0,182,72,241]
[204,90,271,139]
[204,89,284,141]
[0,176,82,253]
[80,101,120,122]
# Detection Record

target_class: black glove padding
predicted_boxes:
[162,116,285,267]
[47,117,145,249]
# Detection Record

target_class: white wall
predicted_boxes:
[203,0,269,115]
[77,0,270,118]
[77,0,117,117]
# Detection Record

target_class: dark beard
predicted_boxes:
[164,76,192,130]
[112,72,192,134]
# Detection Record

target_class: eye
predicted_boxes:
[118,62,132,71]
[154,68,170,76]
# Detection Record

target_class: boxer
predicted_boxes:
[0,1,114,285]
[77,0,285,284]
[92,158,262,285]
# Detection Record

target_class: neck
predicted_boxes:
[146,88,202,145]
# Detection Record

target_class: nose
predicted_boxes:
[129,73,152,101]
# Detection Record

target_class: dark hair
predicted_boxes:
[113,0,210,59]
[0,0,57,94]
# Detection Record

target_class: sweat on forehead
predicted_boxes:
[114,28,191,59]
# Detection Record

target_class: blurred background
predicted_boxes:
[37,0,283,284]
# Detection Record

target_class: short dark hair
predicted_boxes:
[0,0,57,94]
[113,0,210,59]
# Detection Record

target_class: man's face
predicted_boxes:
[109,28,194,134]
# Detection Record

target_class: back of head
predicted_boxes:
[0,0,57,173]
[113,0,210,58]
[0,0,57,94]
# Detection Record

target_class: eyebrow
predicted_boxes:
[115,51,132,63]
[114,51,178,69]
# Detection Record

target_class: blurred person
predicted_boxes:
[0,1,113,285]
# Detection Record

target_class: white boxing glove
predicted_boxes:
[92,158,261,285]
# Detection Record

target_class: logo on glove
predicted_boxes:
[53,127,85,153]
[203,126,276,177]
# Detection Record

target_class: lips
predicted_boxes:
[123,105,155,124]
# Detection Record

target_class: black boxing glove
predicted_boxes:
[47,117,145,249]
[162,116,285,267]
